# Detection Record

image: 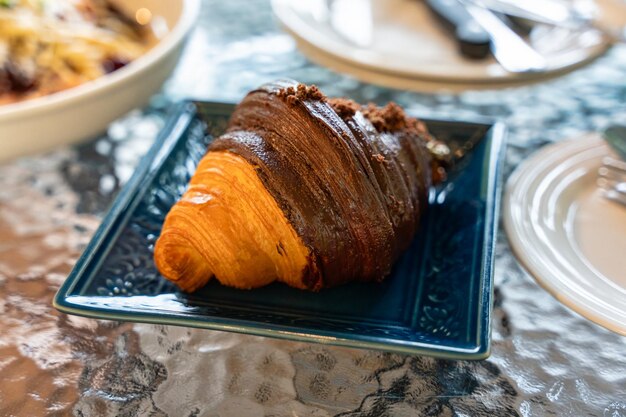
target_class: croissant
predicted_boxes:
[154,80,444,292]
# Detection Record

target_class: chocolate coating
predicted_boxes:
[209,80,432,289]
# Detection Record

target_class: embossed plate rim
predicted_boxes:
[54,101,506,359]
[503,136,626,336]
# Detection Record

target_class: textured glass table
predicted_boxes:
[1,1,625,415]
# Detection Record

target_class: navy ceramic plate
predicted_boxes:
[54,101,506,359]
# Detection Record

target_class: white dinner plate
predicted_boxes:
[272,0,623,88]
[504,135,626,335]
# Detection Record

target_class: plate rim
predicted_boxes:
[271,0,610,84]
[503,136,626,336]
[54,100,507,359]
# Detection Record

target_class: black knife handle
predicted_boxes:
[425,0,491,59]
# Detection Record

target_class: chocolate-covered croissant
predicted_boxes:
[154,80,443,292]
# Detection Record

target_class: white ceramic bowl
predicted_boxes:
[0,0,201,161]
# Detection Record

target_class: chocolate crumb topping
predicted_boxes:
[362,102,401,132]
[277,83,325,106]
[330,98,432,143]
[372,153,386,163]
[328,98,359,119]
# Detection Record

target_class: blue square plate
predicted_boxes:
[54,101,506,359]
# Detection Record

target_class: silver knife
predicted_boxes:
[473,0,626,43]
[477,0,586,27]
[459,0,547,73]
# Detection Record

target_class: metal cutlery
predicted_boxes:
[598,156,626,207]
[425,0,491,59]
[474,0,590,27]
[321,0,617,74]
[598,125,626,207]
[603,125,626,160]
[458,0,547,72]
[473,0,626,43]
[424,0,547,72]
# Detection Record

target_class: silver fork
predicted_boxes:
[598,156,626,207]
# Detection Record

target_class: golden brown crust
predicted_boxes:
[154,151,312,291]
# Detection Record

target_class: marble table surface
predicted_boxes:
[1,0,625,416]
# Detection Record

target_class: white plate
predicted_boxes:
[0,0,201,161]
[289,37,548,93]
[272,0,620,87]
[504,136,626,335]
